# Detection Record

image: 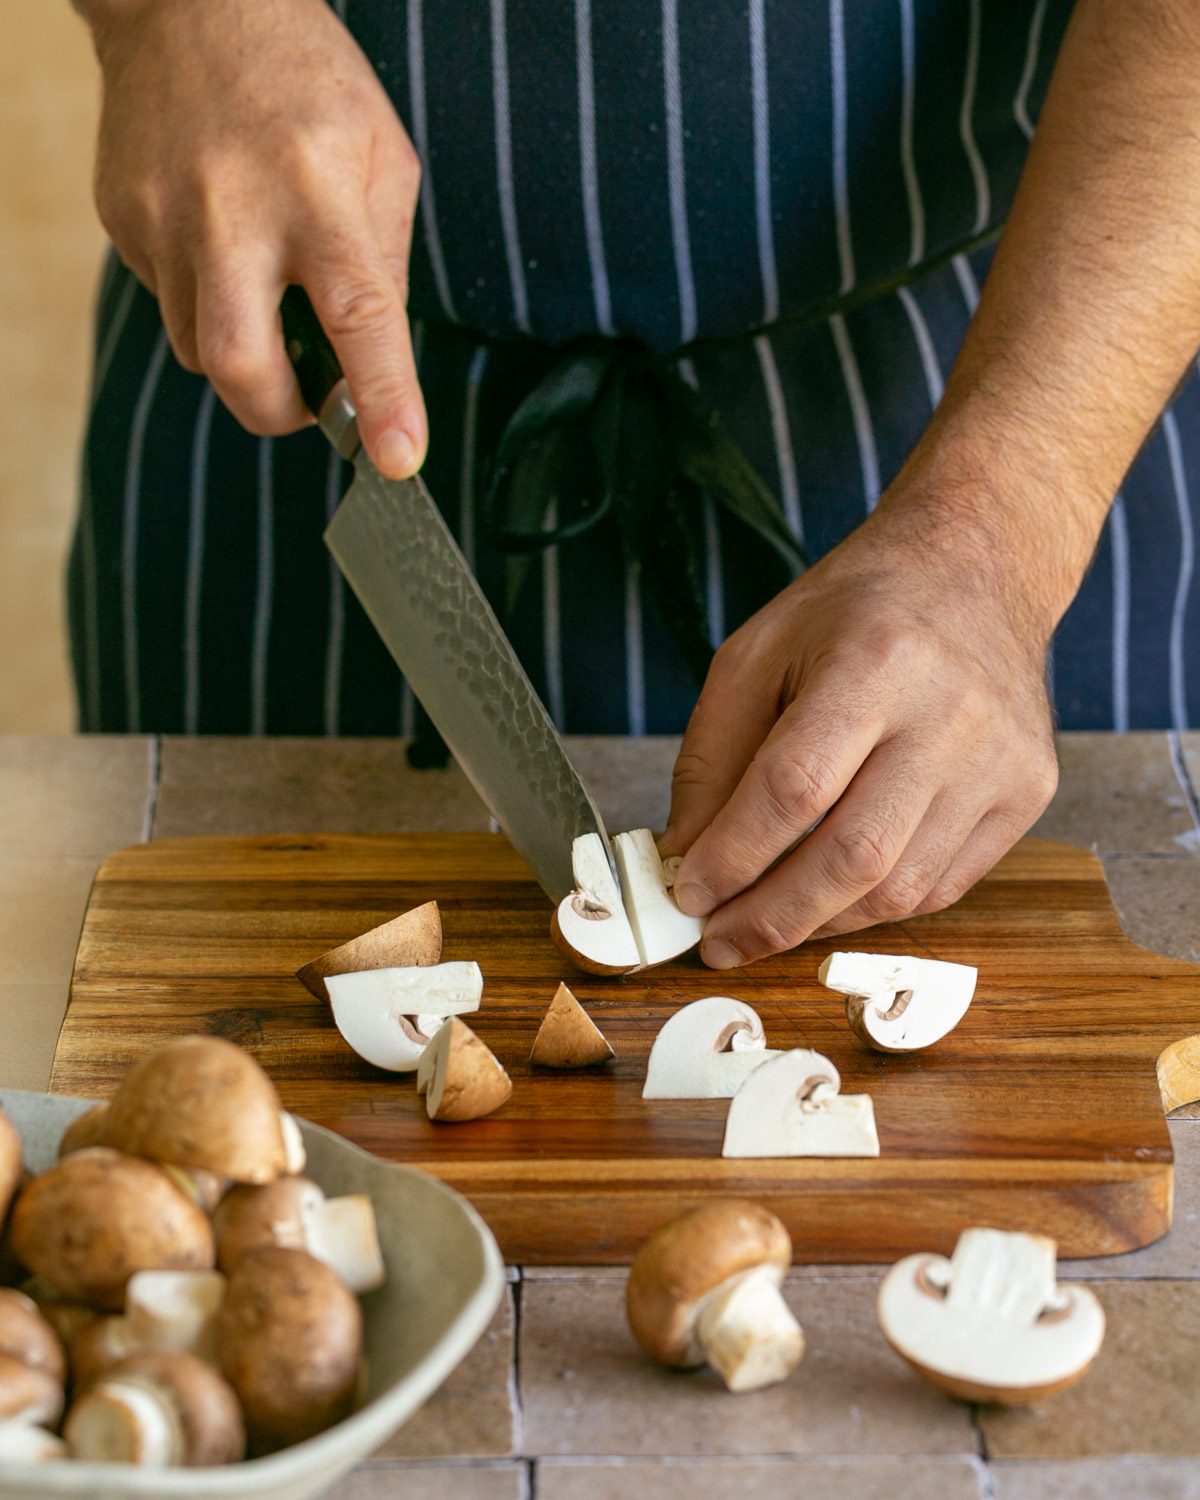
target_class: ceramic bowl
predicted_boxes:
[0,1089,505,1500]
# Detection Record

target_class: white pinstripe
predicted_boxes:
[183,383,217,734]
[459,345,489,570]
[748,0,779,324]
[121,329,170,733]
[753,334,803,542]
[897,286,944,407]
[830,314,880,511]
[1162,409,1195,730]
[250,438,274,737]
[323,445,346,737]
[490,0,530,333]
[1109,492,1130,733]
[662,0,697,344]
[624,562,647,735]
[407,0,458,322]
[575,0,615,336]
[952,252,980,313]
[898,0,926,267]
[94,273,139,405]
[1014,0,1049,141]
[829,0,855,292]
[960,0,991,234]
[679,356,725,647]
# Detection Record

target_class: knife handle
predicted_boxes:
[280,286,361,460]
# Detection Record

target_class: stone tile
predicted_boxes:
[154,738,493,838]
[1100,857,1200,965]
[979,1281,1200,1457]
[0,982,75,1093]
[566,738,679,835]
[328,1461,527,1500]
[1034,733,1198,855]
[989,1458,1200,1500]
[372,1288,517,1459]
[536,1457,985,1500]
[0,861,96,986]
[0,736,152,861]
[519,1276,974,1457]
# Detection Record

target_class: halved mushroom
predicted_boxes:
[0,1423,66,1463]
[58,1104,110,1158]
[613,828,705,968]
[65,1350,245,1467]
[877,1227,1105,1404]
[103,1035,296,1185]
[0,1111,21,1226]
[552,833,641,976]
[819,952,977,1053]
[326,961,484,1072]
[296,900,443,1002]
[643,997,778,1099]
[722,1050,880,1158]
[416,1018,512,1122]
[530,983,614,1069]
[213,1178,385,1294]
[626,1200,803,1392]
[71,1270,227,1389]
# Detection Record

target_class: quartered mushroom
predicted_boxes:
[643,996,778,1099]
[552,832,641,975]
[326,960,484,1072]
[296,900,443,1002]
[529,983,614,1069]
[214,1178,385,1294]
[626,1200,804,1392]
[70,1270,227,1389]
[417,1018,513,1122]
[722,1050,880,1158]
[819,951,977,1053]
[877,1227,1105,1404]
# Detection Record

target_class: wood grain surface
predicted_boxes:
[50,833,1200,1263]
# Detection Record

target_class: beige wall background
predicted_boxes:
[1,7,105,732]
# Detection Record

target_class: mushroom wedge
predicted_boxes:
[819,952,977,1053]
[417,1018,512,1122]
[326,961,484,1072]
[551,833,641,975]
[530,984,614,1069]
[722,1050,880,1158]
[296,901,443,1002]
[643,997,778,1099]
[877,1228,1105,1404]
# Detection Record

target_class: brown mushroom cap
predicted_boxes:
[0,1289,66,1384]
[626,1200,793,1367]
[212,1178,321,1274]
[10,1148,215,1310]
[103,1351,246,1466]
[218,1246,362,1449]
[58,1105,110,1158]
[530,983,615,1069]
[0,1351,64,1427]
[296,901,443,1002]
[104,1035,289,1185]
[0,1110,22,1225]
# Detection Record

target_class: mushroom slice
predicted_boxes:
[614,828,705,969]
[819,952,977,1053]
[722,1050,880,1158]
[0,1423,66,1463]
[877,1227,1105,1404]
[296,900,443,1002]
[643,997,778,1099]
[214,1178,385,1295]
[326,961,484,1072]
[552,833,641,976]
[417,1018,512,1122]
[626,1200,803,1392]
[530,983,615,1069]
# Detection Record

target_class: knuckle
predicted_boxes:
[320,276,398,338]
[916,872,971,915]
[828,820,897,888]
[1025,752,1060,813]
[740,911,799,958]
[758,750,838,827]
[863,863,930,920]
[850,620,927,681]
[670,745,718,795]
[198,326,263,393]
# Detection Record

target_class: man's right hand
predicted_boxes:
[77,0,426,478]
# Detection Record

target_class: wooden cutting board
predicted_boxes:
[50,833,1200,1264]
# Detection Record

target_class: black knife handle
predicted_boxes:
[280,286,361,458]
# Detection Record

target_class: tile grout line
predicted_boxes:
[139,734,161,843]
[510,1268,526,1462]
[1167,729,1200,837]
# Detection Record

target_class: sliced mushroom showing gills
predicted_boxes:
[877,1227,1105,1404]
[326,960,484,1071]
[819,951,977,1053]
[643,996,779,1099]
[722,1050,880,1158]
[417,1017,513,1122]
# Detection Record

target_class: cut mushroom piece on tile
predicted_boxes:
[643,996,779,1099]
[819,952,977,1053]
[213,1178,385,1294]
[326,961,484,1072]
[296,900,443,1002]
[530,983,614,1068]
[416,1018,513,1122]
[876,1227,1106,1404]
[614,828,705,969]
[626,1200,803,1392]
[1157,1033,1200,1113]
[722,1050,880,1158]
[552,833,641,976]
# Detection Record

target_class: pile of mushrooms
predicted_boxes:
[0,1034,385,1470]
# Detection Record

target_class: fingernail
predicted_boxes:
[377,428,420,479]
[701,937,742,970]
[674,881,715,917]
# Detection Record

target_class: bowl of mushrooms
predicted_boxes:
[0,1036,505,1500]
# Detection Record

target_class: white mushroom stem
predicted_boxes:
[327,962,484,1072]
[279,1112,306,1174]
[66,1378,181,1466]
[301,1194,386,1294]
[0,1423,67,1463]
[125,1271,226,1360]
[693,1265,804,1394]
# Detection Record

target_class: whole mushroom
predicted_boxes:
[57,1104,111,1158]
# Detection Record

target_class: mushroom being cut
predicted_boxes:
[877,1227,1106,1404]
[626,1200,803,1392]
[819,951,977,1053]
[70,1270,227,1389]
[552,833,641,976]
[65,1351,246,1467]
[613,828,705,968]
[722,1050,880,1158]
[103,1034,299,1185]
[643,996,778,1099]
[530,983,615,1069]
[214,1178,385,1294]
[326,960,484,1072]
[416,1018,513,1122]
[296,900,443,1003]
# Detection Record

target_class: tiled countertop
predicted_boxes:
[2,732,1199,1499]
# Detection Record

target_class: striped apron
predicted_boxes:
[68,0,1200,736]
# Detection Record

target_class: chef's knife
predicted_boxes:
[280,286,610,903]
